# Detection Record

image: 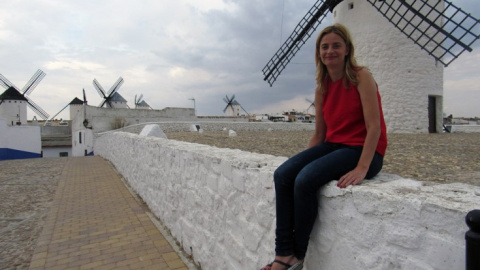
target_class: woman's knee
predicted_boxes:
[273,165,287,186]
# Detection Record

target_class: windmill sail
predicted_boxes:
[366,0,480,67]
[93,77,124,108]
[0,74,16,90]
[262,0,343,86]
[22,69,46,95]
[25,96,50,120]
[0,70,49,119]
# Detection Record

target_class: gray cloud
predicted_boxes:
[0,0,479,119]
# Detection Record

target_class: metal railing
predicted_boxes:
[465,209,480,270]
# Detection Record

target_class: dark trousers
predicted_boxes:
[274,142,383,259]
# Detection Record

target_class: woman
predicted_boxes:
[261,23,387,270]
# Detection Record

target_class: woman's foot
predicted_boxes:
[270,255,300,270]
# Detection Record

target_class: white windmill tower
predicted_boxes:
[0,70,50,126]
[262,0,480,133]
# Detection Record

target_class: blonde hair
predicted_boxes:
[315,23,360,94]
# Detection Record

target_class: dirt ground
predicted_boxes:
[166,131,480,186]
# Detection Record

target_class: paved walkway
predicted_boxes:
[28,156,190,270]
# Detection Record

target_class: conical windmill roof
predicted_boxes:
[0,86,28,101]
[138,100,150,107]
[110,92,127,102]
[69,97,84,105]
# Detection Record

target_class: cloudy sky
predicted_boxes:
[1,0,479,120]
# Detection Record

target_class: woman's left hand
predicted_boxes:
[337,167,368,188]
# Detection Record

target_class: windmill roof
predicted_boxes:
[231,100,240,105]
[138,100,150,107]
[70,97,84,105]
[0,87,27,101]
[110,92,127,102]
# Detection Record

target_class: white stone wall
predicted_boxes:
[0,118,41,159]
[334,0,444,133]
[95,131,479,270]
[450,125,480,133]
[42,147,72,158]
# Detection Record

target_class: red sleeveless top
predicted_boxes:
[322,78,387,156]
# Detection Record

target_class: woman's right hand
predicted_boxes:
[308,133,324,148]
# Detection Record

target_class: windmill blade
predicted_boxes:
[22,69,46,96]
[306,98,315,109]
[107,77,124,97]
[93,79,107,98]
[366,0,480,67]
[49,103,70,121]
[25,96,50,120]
[98,99,107,108]
[0,74,18,90]
[83,89,88,104]
[106,99,113,108]
[137,94,143,103]
[239,103,249,116]
[223,104,230,113]
[262,0,342,86]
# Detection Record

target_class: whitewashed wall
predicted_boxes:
[0,118,41,160]
[95,131,479,270]
[450,125,480,133]
[42,147,72,158]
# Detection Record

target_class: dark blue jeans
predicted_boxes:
[274,142,383,260]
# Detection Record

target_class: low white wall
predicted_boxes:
[450,125,480,133]
[0,118,41,160]
[94,132,479,270]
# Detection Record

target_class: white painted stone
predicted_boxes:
[95,132,479,270]
[139,124,167,138]
[189,124,200,132]
[228,129,237,136]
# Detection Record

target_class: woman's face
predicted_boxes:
[319,32,349,68]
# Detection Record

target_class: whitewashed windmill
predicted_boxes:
[263,0,480,133]
[47,89,89,126]
[305,98,315,114]
[134,94,152,109]
[93,77,128,108]
[0,69,50,125]
[223,94,249,116]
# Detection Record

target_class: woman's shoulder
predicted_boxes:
[354,66,370,75]
[355,66,374,81]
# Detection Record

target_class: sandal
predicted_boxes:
[260,260,304,270]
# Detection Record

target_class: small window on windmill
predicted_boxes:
[348,3,354,10]
[79,132,82,144]
[334,10,336,17]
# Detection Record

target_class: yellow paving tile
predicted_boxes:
[28,156,189,270]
